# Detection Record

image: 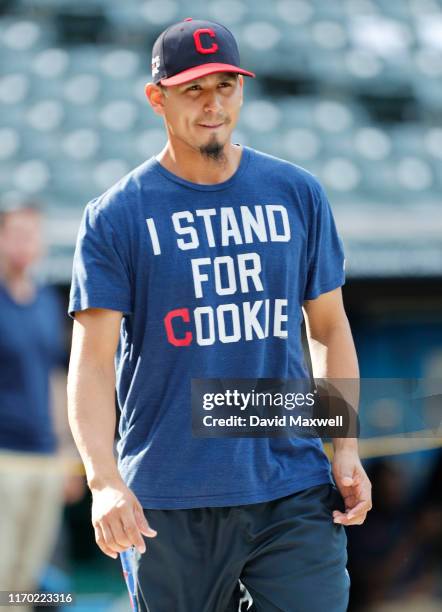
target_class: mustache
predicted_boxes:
[196,116,231,125]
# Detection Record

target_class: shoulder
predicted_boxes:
[84,157,158,223]
[247,146,325,199]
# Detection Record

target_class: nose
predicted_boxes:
[203,90,223,114]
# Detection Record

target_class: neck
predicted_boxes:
[156,138,242,185]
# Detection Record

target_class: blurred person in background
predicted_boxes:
[0,196,84,610]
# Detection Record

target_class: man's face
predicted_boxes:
[154,72,243,160]
[0,208,44,272]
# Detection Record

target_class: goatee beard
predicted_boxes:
[199,139,227,163]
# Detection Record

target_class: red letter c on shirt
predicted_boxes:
[164,308,192,346]
[193,29,219,54]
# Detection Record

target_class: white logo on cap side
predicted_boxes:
[152,55,160,77]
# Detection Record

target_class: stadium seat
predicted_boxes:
[26,99,65,132]
[93,158,131,192]
[424,127,442,160]
[0,72,30,107]
[99,100,139,132]
[240,99,282,133]
[13,158,51,194]
[321,155,362,193]
[0,127,20,160]
[63,73,101,106]
[32,47,70,79]
[1,18,45,51]
[282,127,322,162]
[135,128,167,161]
[206,1,248,26]
[61,129,100,161]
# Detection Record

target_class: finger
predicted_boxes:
[347,500,371,520]
[333,510,347,518]
[94,524,118,559]
[101,521,126,554]
[333,491,359,515]
[120,512,147,554]
[333,504,370,524]
[344,473,364,489]
[110,518,133,551]
[333,509,367,521]
[353,479,365,496]
[334,500,370,522]
[341,493,359,505]
[351,471,362,484]
[339,475,355,487]
[135,507,157,538]
[334,492,357,514]
[333,507,363,518]
[334,513,367,526]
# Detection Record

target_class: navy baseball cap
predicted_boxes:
[151,17,255,86]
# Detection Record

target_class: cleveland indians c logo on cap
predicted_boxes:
[193,28,219,54]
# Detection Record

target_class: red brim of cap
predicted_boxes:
[159,63,256,86]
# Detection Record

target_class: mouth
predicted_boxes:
[197,123,224,129]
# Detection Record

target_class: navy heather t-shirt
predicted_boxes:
[0,283,64,454]
[69,145,345,509]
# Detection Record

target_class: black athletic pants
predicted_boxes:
[120,483,350,612]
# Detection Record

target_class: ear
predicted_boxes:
[145,82,166,117]
[238,75,244,107]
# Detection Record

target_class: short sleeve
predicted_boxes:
[68,203,133,318]
[303,182,345,301]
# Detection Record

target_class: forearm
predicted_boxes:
[67,359,122,489]
[307,320,359,453]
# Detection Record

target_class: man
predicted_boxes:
[67,18,372,612]
[0,198,83,611]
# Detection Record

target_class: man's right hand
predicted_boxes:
[90,480,157,559]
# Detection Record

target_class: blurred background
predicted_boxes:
[0,0,441,610]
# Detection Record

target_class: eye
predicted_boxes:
[186,84,201,91]
[219,81,232,88]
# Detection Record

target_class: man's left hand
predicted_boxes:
[332,448,372,526]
